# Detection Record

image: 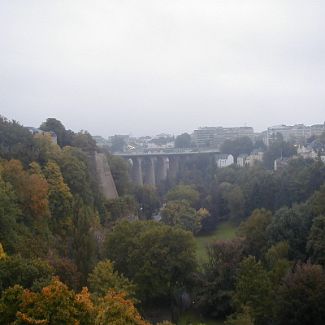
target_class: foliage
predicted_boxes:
[166,185,200,207]
[266,205,312,260]
[225,306,255,325]
[0,116,38,165]
[105,221,197,303]
[88,259,136,298]
[0,255,53,292]
[160,200,201,233]
[106,155,131,196]
[275,263,325,325]
[238,209,272,259]
[134,185,160,219]
[175,133,191,148]
[263,137,296,169]
[95,290,150,325]
[40,117,74,147]
[233,256,273,325]
[306,215,325,265]
[221,137,254,160]
[194,239,244,318]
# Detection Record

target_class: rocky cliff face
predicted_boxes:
[95,152,118,199]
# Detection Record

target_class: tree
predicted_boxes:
[9,278,94,325]
[263,137,296,169]
[219,183,245,221]
[134,185,160,219]
[166,185,199,207]
[0,243,6,259]
[0,116,38,164]
[88,260,136,298]
[267,205,312,260]
[275,263,325,325]
[175,133,191,148]
[160,200,201,233]
[105,221,197,303]
[107,155,131,195]
[0,255,53,292]
[225,306,255,325]
[0,171,21,253]
[306,215,325,265]
[95,290,150,325]
[238,209,272,259]
[60,146,93,204]
[221,137,254,160]
[72,198,97,283]
[110,135,126,153]
[194,239,244,318]
[40,118,74,147]
[232,256,273,325]
[71,131,97,153]
[44,161,73,241]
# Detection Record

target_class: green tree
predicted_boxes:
[88,260,136,298]
[40,118,74,147]
[306,215,325,265]
[221,137,254,160]
[107,154,131,195]
[233,256,273,325]
[166,184,199,207]
[194,239,244,318]
[72,198,97,283]
[44,161,73,240]
[175,133,191,148]
[276,263,325,325]
[267,205,312,260]
[105,221,197,303]
[0,255,53,292]
[263,137,296,169]
[0,171,21,253]
[160,200,201,233]
[134,185,160,219]
[238,209,272,259]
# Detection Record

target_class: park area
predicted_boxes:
[177,222,238,324]
[195,222,238,263]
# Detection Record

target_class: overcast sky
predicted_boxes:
[0,0,324,137]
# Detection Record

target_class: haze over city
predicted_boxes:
[1,0,324,136]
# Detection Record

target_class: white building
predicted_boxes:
[215,154,234,168]
[237,154,248,167]
[265,123,325,146]
[297,145,318,160]
[245,150,264,166]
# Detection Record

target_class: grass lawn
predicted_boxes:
[195,222,237,263]
[178,310,225,325]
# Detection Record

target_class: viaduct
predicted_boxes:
[114,150,220,187]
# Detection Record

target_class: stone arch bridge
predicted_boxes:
[114,150,220,187]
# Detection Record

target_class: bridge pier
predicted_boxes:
[143,157,156,186]
[168,156,179,179]
[131,157,143,186]
[157,157,169,183]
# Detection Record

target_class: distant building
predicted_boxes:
[245,150,264,167]
[237,150,264,167]
[265,123,325,146]
[26,127,57,144]
[274,157,291,171]
[215,154,234,168]
[93,135,110,148]
[297,145,318,160]
[193,126,254,149]
[237,154,248,167]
